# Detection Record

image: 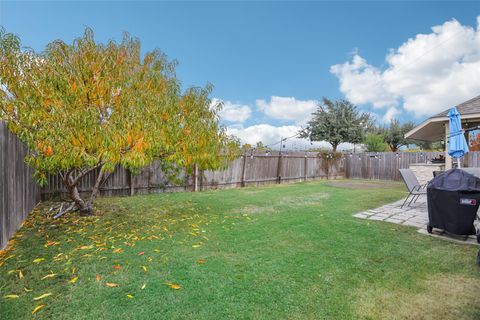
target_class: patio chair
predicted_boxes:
[399,169,427,208]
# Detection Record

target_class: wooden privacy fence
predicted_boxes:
[344,151,446,181]
[41,151,345,199]
[0,122,41,250]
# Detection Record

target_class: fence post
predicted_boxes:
[304,155,308,181]
[193,163,199,192]
[240,152,247,187]
[128,169,134,196]
[277,153,283,184]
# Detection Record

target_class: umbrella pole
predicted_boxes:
[458,158,462,168]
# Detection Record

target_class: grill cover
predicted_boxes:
[427,169,480,191]
[427,169,480,235]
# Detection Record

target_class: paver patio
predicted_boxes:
[354,195,480,245]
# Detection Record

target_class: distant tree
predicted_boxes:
[363,133,388,152]
[415,140,444,151]
[381,119,415,152]
[241,143,253,152]
[0,27,238,215]
[255,141,269,150]
[300,98,373,151]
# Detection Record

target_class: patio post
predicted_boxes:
[445,122,452,169]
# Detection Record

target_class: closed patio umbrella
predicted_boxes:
[447,107,469,167]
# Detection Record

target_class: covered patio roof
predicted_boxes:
[405,95,480,142]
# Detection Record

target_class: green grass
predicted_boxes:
[1,179,479,319]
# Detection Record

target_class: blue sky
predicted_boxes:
[1,1,480,149]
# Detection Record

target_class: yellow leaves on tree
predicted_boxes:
[0,27,239,212]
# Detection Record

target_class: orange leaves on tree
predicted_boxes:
[134,137,144,152]
[0,27,239,212]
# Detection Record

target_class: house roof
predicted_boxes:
[431,95,480,118]
[405,94,480,142]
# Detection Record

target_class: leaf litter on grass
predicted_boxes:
[0,199,252,317]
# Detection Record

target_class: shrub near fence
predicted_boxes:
[0,122,41,250]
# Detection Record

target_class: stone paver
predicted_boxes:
[354,195,480,245]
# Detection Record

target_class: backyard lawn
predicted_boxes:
[1,179,479,319]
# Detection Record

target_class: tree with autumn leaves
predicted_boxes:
[0,27,238,215]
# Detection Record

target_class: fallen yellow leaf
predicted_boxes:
[105,283,119,287]
[3,294,19,299]
[69,276,78,283]
[127,294,134,299]
[32,304,45,315]
[192,244,201,248]
[41,274,57,280]
[33,258,45,264]
[141,283,146,290]
[33,293,52,301]
[167,283,181,290]
[142,266,147,272]
[24,287,33,292]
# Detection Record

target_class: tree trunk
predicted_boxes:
[87,166,104,209]
[60,164,105,216]
[66,183,92,215]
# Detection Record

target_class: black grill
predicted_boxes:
[427,169,480,242]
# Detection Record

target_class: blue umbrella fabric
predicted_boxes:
[447,107,469,160]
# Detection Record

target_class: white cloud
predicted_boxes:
[382,107,400,123]
[331,17,480,118]
[227,124,353,151]
[256,96,318,124]
[211,98,251,123]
